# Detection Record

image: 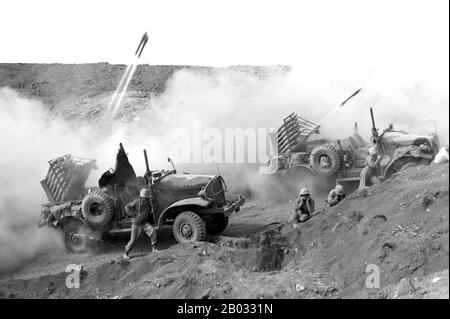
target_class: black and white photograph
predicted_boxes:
[0,0,448,305]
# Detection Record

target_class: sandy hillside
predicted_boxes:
[0,63,289,120]
[0,164,447,299]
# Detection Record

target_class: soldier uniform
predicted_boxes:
[123,188,158,259]
[433,145,449,164]
[327,184,345,207]
[290,188,315,225]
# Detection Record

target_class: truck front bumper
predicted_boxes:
[199,195,245,217]
[223,195,245,217]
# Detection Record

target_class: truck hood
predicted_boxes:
[156,174,215,189]
[382,131,438,148]
[155,173,227,204]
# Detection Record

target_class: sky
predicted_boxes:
[0,0,448,70]
[0,0,448,130]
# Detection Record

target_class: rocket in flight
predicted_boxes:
[135,32,149,58]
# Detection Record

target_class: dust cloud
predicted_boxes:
[0,87,160,273]
[140,65,448,199]
[0,88,70,273]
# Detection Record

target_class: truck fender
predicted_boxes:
[384,155,431,178]
[157,197,211,226]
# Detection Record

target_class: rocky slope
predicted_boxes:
[0,164,447,299]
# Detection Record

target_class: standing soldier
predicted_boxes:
[326,184,346,207]
[359,146,382,189]
[123,188,158,259]
[290,188,315,227]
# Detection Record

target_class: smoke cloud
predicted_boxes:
[142,65,449,198]
[0,87,160,274]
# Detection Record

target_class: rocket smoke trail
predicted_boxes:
[103,32,149,121]
[318,88,362,125]
[104,64,132,117]
[112,61,138,117]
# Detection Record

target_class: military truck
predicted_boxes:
[258,113,333,196]
[328,108,439,186]
[260,108,440,192]
[38,143,245,252]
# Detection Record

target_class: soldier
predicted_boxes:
[326,184,346,207]
[123,188,158,259]
[290,188,315,227]
[359,146,382,189]
[433,145,449,164]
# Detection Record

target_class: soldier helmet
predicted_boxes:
[335,184,345,195]
[368,146,378,155]
[140,188,151,198]
[299,188,310,196]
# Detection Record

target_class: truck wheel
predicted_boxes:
[63,220,91,253]
[173,211,206,243]
[309,144,342,176]
[206,214,229,234]
[81,190,114,231]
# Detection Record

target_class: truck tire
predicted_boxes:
[173,211,206,243]
[81,190,114,231]
[63,219,91,253]
[206,214,229,234]
[309,144,342,176]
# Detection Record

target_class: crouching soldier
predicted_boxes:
[123,188,158,259]
[289,188,315,228]
[326,184,345,207]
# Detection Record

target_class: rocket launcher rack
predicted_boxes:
[271,113,318,155]
[40,154,97,203]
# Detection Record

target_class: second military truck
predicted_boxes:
[260,108,440,192]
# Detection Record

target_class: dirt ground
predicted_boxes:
[0,164,448,299]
